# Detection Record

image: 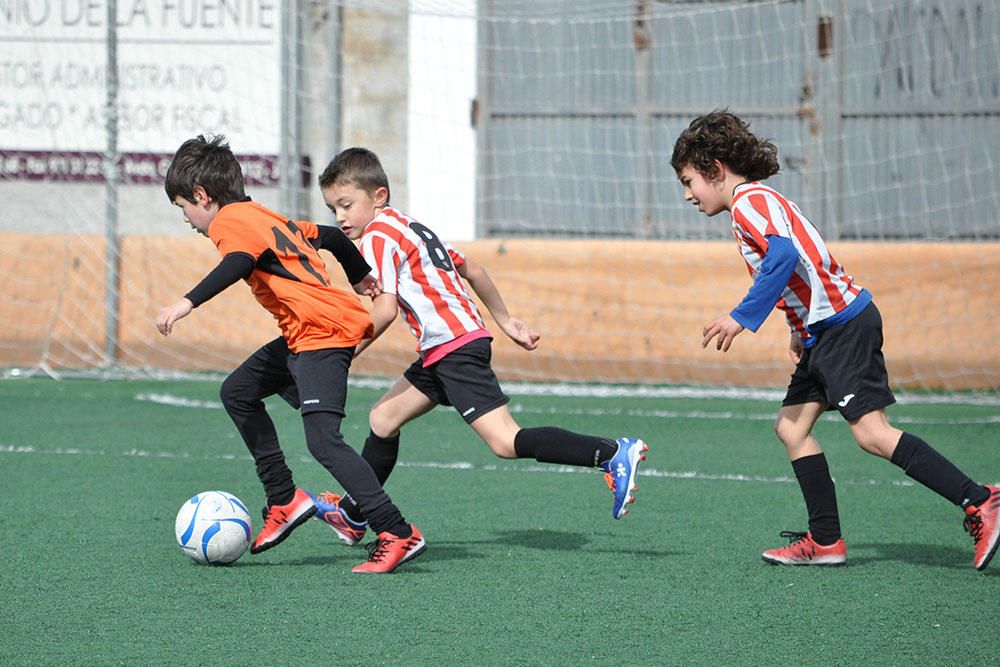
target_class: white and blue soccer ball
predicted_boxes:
[174,491,252,565]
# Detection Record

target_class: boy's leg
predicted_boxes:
[289,348,413,538]
[330,376,437,529]
[851,409,997,569]
[468,406,617,465]
[219,337,298,505]
[433,338,647,518]
[366,376,438,481]
[221,338,316,555]
[852,409,991,507]
[773,401,843,548]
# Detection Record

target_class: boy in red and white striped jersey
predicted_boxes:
[309,147,648,542]
[672,110,999,570]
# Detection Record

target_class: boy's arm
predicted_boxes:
[457,256,540,351]
[313,225,381,296]
[155,253,254,336]
[703,235,798,352]
[354,292,399,357]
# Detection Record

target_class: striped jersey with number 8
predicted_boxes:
[359,207,487,353]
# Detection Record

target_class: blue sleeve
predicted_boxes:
[730,235,799,332]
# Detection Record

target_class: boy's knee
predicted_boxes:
[852,430,888,457]
[849,421,899,458]
[368,404,397,439]
[774,418,799,447]
[489,441,518,459]
[482,431,517,459]
[219,376,241,411]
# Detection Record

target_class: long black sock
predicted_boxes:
[513,426,618,468]
[791,453,841,546]
[342,430,400,523]
[890,432,989,508]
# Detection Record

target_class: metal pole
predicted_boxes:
[474,0,493,237]
[634,0,653,238]
[280,1,304,217]
[104,0,120,365]
[278,2,296,216]
[326,3,342,168]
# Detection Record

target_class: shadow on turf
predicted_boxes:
[236,530,678,569]
[434,529,677,559]
[850,542,997,572]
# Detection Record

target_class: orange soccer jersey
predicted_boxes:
[208,200,373,352]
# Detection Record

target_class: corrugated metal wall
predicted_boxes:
[476,0,1000,240]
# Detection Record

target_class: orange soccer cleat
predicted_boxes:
[250,488,316,554]
[964,485,1000,571]
[761,531,846,566]
[351,526,426,574]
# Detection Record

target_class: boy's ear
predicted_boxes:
[192,185,211,205]
[373,186,389,207]
[711,159,728,183]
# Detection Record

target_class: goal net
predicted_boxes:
[1,0,998,391]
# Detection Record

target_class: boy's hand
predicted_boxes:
[353,274,382,298]
[702,314,745,352]
[501,317,540,351]
[789,334,804,364]
[156,298,194,336]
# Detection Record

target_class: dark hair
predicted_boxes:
[164,134,245,206]
[671,110,780,182]
[318,147,391,204]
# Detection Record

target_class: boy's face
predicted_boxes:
[321,181,388,240]
[173,186,219,236]
[677,164,728,217]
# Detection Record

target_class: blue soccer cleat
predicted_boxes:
[601,437,649,519]
[307,490,368,546]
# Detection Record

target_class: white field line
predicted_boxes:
[351,378,1000,408]
[0,442,938,489]
[8,442,999,488]
[133,392,1000,425]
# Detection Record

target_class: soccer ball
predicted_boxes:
[174,491,253,565]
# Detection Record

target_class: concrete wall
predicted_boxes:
[3,234,997,391]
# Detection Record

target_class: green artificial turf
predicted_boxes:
[1,378,998,665]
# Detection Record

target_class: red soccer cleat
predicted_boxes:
[964,485,1000,571]
[351,525,426,574]
[761,531,846,566]
[250,488,316,554]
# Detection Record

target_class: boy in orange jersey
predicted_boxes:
[305,147,648,547]
[672,110,998,570]
[155,135,424,573]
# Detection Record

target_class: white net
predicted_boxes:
[1,0,998,391]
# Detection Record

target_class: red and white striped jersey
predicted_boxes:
[359,207,487,352]
[731,182,864,337]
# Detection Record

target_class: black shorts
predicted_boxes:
[782,301,896,421]
[403,338,509,423]
[229,337,353,417]
[286,347,353,417]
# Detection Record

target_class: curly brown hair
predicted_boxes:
[671,110,780,182]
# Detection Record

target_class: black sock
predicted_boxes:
[791,453,841,546]
[513,427,618,468]
[341,430,400,523]
[890,432,989,508]
[269,489,295,507]
[385,523,412,539]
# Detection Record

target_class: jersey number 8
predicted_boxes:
[409,222,454,272]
